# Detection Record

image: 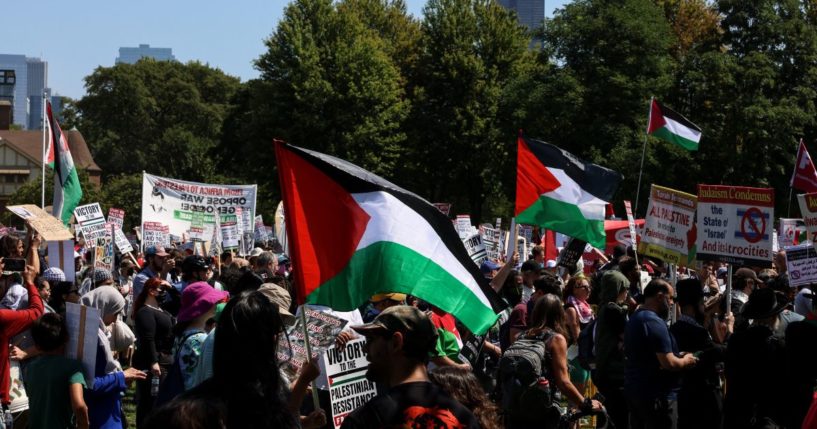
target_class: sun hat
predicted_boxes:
[42,267,66,283]
[257,283,295,324]
[177,282,230,322]
[370,292,407,303]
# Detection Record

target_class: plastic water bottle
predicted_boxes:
[4,408,12,429]
[151,375,160,397]
[536,377,549,390]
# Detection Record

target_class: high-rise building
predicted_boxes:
[0,55,50,130]
[499,0,545,33]
[116,44,175,64]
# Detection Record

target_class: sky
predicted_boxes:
[3,0,568,100]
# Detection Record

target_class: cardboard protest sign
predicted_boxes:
[558,237,587,271]
[274,201,288,255]
[480,225,501,261]
[74,203,107,249]
[638,185,697,265]
[323,339,378,429]
[785,243,817,287]
[6,205,73,241]
[433,203,452,216]
[107,208,125,229]
[105,208,133,253]
[624,200,638,250]
[462,233,488,266]
[93,224,115,272]
[517,237,527,260]
[277,307,348,381]
[238,208,254,255]
[141,173,257,242]
[65,302,100,386]
[798,193,817,242]
[696,185,774,267]
[779,218,807,247]
[520,225,533,247]
[48,240,76,282]
[142,222,168,250]
[457,332,486,367]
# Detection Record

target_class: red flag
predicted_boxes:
[542,229,558,261]
[791,139,817,193]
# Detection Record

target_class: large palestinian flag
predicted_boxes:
[274,142,505,334]
[515,135,622,249]
[45,101,82,226]
[647,99,702,151]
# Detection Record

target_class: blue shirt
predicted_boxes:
[132,266,158,299]
[624,309,680,399]
[85,341,126,429]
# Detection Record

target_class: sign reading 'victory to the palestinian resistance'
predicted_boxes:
[638,185,698,265]
[141,173,257,240]
[696,185,774,267]
[797,192,817,242]
[323,339,378,429]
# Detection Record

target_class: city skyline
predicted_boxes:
[3,0,565,100]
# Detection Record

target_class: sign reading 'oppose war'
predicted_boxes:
[141,173,257,240]
[696,185,774,267]
[638,185,697,266]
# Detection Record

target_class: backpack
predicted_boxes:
[156,331,200,406]
[497,329,560,423]
[577,318,597,371]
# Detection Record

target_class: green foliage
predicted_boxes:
[76,60,240,182]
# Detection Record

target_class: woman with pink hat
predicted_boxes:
[170,282,228,393]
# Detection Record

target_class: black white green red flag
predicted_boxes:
[45,101,82,226]
[274,142,505,334]
[647,99,702,151]
[515,135,622,249]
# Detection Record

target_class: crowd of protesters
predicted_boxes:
[0,221,814,429]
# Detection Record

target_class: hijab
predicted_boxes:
[81,286,125,374]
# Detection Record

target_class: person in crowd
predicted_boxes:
[519,260,540,305]
[247,247,263,269]
[116,259,136,324]
[80,268,116,296]
[172,282,229,391]
[784,290,817,428]
[253,251,277,280]
[624,279,698,429]
[531,244,545,267]
[429,305,469,370]
[429,366,501,429]
[24,313,89,429]
[697,262,720,295]
[725,288,789,428]
[730,267,758,329]
[35,277,54,313]
[670,278,731,429]
[175,255,210,293]
[80,286,146,429]
[133,246,174,299]
[617,256,641,304]
[563,275,593,393]
[592,270,630,429]
[501,272,562,349]
[48,280,81,316]
[480,259,500,280]
[132,278,176,427]
[340,305,479,428]
[795,284,814,316]
[363,292,406,323]
[146,291,304,429]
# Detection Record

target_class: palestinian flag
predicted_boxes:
[45,101,82,226]
[515,135,622,249]
[274,142,505,334]
[647,99,702,151]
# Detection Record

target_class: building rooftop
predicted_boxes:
[0,129,101,172]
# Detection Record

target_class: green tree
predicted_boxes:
[76,59,240,181]
[5,169,102,225]
[403,0,529,219]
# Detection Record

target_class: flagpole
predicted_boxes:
[787,188,793,218]
[299,305,321,410]
[41,91,47,209]
[634,97,654,215]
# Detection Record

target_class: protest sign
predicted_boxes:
[220,221,239,249]
[433,203,452,217]
[141,173,257,242]
[696,185,774,267]
[455,215,472,238]
[798,193,817,242]
[638,185,697,265]
[779,218,807,247]
[48,240,76,282]
[277,306,348,381]
[520,225,533,247]
[105,208,133,253]
[6,204,73,241]
[462,233,488,266]
[107,208,125,229]
[142,221,168,250]
[274,202,288,255]
[238,208,254,255]
[74,203,107,249]
[254,215,268,243]
[93,224,115,272]
[785,243,817,287]
[517,237,528,260]
[480,225,501,261]
[457,332,486,367]
[624,200,638,250]
[558,237,587,271]
[323,339,378,429]
[187,212,206,241]
[65,302,100,386]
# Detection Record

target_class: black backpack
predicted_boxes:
[497,329,561,423]
[577,318,597,371]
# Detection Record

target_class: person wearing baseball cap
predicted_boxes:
[362,293,406,323]
[174,255,212,293]
[173,282,229,391]
[133,245,174,300]
[340,306,479,429]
